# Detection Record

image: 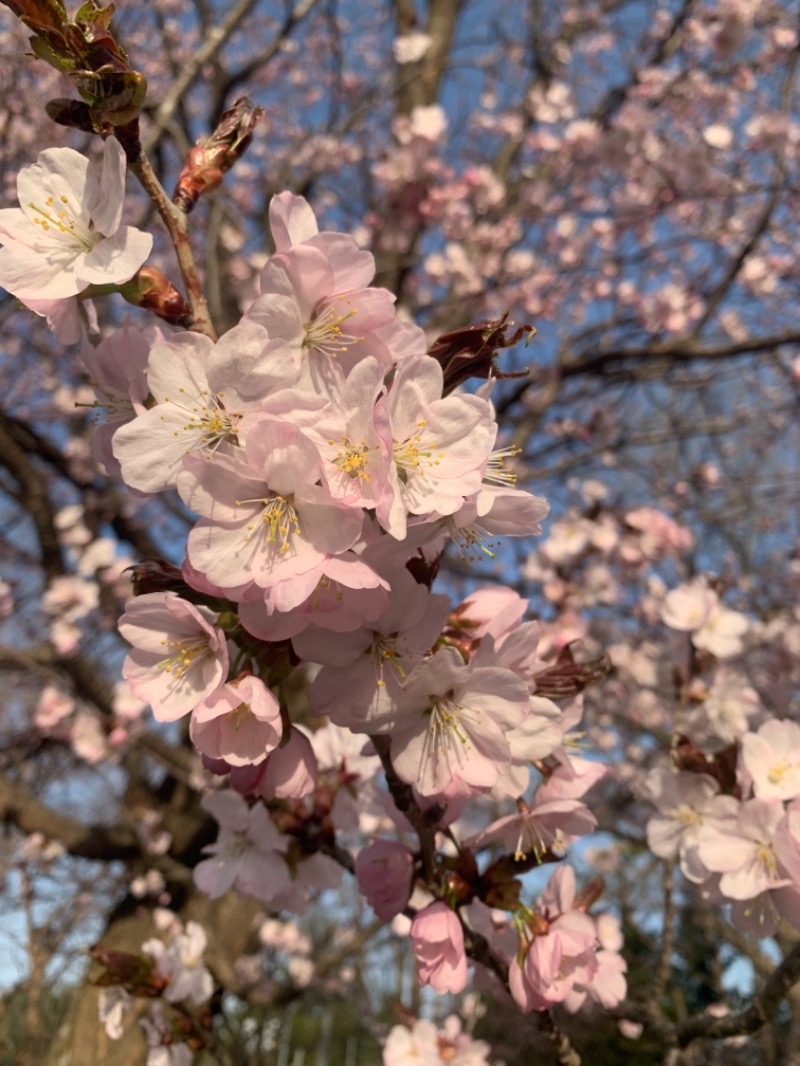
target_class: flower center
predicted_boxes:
[240,495,301,552]
[427,695,473,753]
[768,760,794,785]
[225,701,253,730]
[393,421,445,476]
[330,435,373,480]
[675,805,701,828]
[371,634,409,686]
[157,636,210,680]
[304,299,362,358]
[757,843,778,879]
[161,386,241,453]
[28,193,97,251]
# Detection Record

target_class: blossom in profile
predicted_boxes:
[410,901,468,994]
[0,139,152,302]
[509,866,598,1012]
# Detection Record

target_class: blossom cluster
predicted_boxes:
[3,137,622,1043]
[644,718,800,938]
[96,911,214,1066]
[106,191,552,804]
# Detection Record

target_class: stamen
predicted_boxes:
[304,299,364,359]
[28,190,97,251]
[225,701,252,731]
[157,636,210,682]
[238,494,301,553]
[447,517,497,561]
[331,435,373,481]
[484,445,521,487]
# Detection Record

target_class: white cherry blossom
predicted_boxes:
[0,139,151,302]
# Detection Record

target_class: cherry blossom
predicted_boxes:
[193,790,291,902]
[410,901,468,995]
[509,867,599,1012]
[742,720,800,801]
[355,839,414,920]
[389,647,529,799]
[190,674,282,767]
[178,420,363,594]
[0,139,151,302]
[119,592,229,722]
[143,920,214,1007]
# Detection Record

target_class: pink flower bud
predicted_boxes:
[409,901,468,994]
[259,728,318,799]
[355,840,414,920]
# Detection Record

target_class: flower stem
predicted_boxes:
[129,149,217,340]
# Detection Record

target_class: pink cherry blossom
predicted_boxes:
[179,420,363,594]
[375,354,496,538]
[696,799,800,902]
[509,866,599,1012]
[113,322,295,494]
[410,901,468,994]
[644,769,732,882]
[193,790,291,902]
[190,674,282,766]
[119,592,229,722]
[301,568,450,730]
[355,839,414,920]
[390,647,529,799]
[468,787,597,860]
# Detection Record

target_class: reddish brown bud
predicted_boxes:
[118,267,193,329]
[173,97,263,213]
[126,559,187,596]
[89,946,166,996]
[532,644,613,700]
[573,876,605,912]
[427,312,534,395]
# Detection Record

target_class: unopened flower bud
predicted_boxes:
[173,97,263,213]
[118,267,193,329]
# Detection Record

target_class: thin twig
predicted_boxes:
[130,150,216,338]
[143,0,261,153]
